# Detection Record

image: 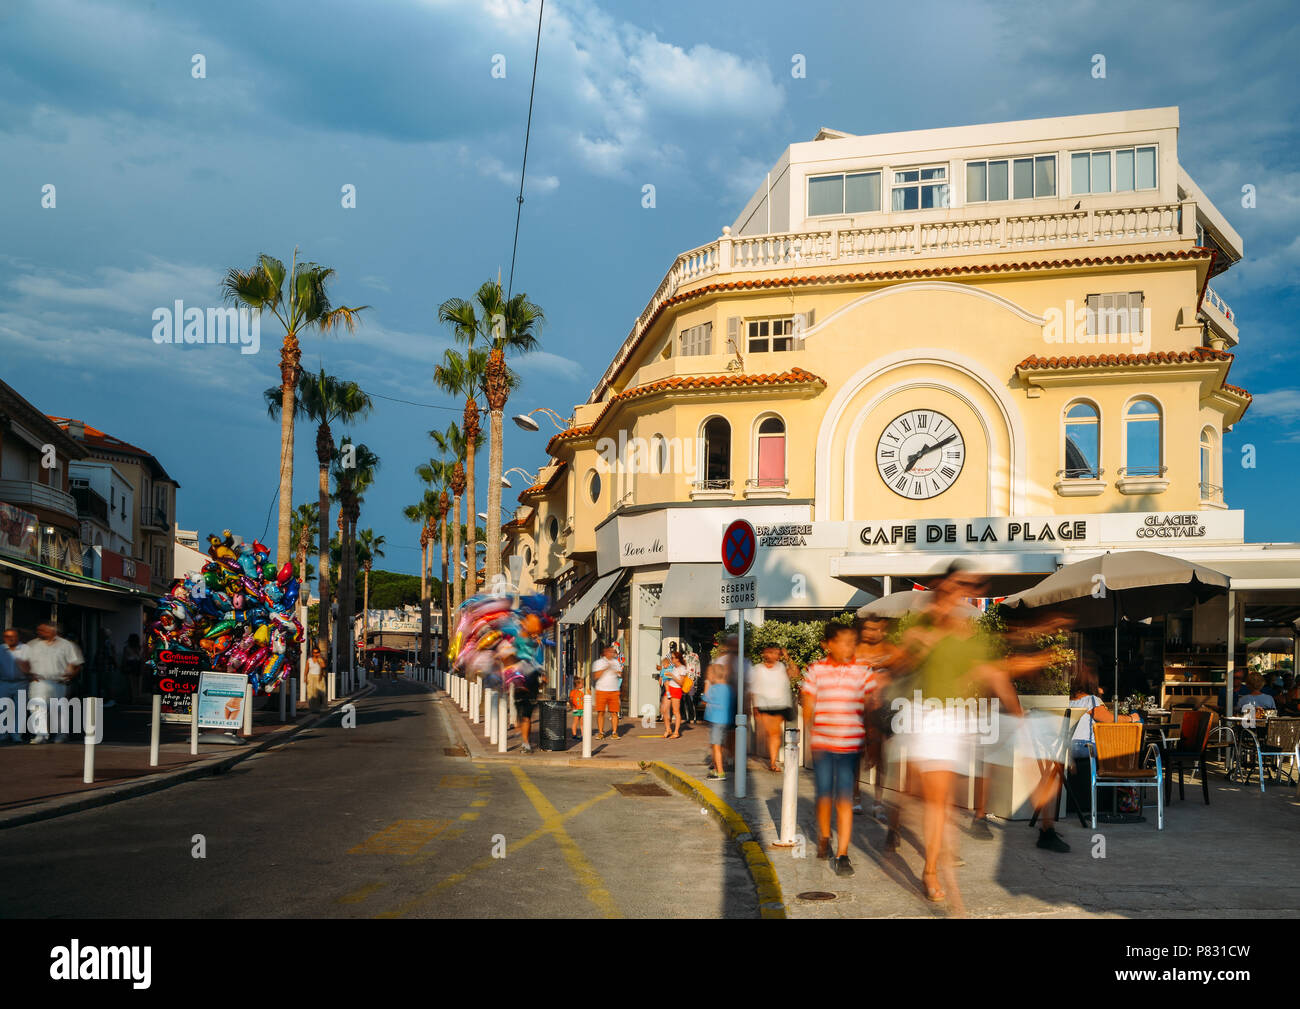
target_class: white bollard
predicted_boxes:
[471,681,480,724]
[82,697,98,784]
[582,694,593,759]
[497,691,508,753]
[241,683,254,737]
[487,688,497,743]
[279,679,288,723]
[149,694,161,767]
[190,695,200,755]
[290,679,298,719]
[772,727,802,847]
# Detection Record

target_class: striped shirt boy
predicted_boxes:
[801,659,877,752]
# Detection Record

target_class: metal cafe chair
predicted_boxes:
[1233,716,1300,793]
[1090,722,1164,830]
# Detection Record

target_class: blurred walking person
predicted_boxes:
[749,644,796,772]
[25,622,83,743]
[801,622,876,878]
[1,629,29,742]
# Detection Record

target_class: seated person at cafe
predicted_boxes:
[1240,671,1276,712]
[1068,669,1139,762]
[1277,674,1299,715]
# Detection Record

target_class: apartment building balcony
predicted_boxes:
[1201,285,1238,349]
[69,483,109,523]
[0,478,78,522]
[140,503,170,531]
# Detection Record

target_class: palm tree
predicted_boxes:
[223,251,367,564]
[355,528,386,659]
[439,281,544,584]
[264,369,372,668]
[290,502,319,637]
[434,343,487,606]
[332,439,379,676]
[404,489,441,665]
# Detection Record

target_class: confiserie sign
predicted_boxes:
[152,647,208,723]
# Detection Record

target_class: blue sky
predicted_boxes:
[1,0,1296,575]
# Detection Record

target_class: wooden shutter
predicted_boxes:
[727,317,740,354]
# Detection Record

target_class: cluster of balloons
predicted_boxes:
[450,591,554,692]
[147,530,304,694]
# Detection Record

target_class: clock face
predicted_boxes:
[875,410,966,500]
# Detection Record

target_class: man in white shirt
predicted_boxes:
[1,629,29,743]
[591,644,624,740]
[25,622,83,743]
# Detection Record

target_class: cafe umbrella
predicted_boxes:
[1000,550,1230,712]
[857,589,980,621]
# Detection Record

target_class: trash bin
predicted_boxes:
[538,699,568,751]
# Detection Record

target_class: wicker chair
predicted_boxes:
[1235,716,1300,793]
[1090,722,1164,829]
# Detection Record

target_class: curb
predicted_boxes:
[432,686,647,770]
[0,684,377,831]
[642,760,787,920]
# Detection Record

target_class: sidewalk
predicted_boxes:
[0,685,372,829]
[432,679,1300,918]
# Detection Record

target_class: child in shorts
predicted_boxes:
[703,664,734,780]
[569,683,585,741]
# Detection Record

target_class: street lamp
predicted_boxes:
[512,407,569,432]
[501,467,538,489]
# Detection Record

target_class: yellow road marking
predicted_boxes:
[510,766,622,919]
[347,819,451,855]
[378,788,616,917]
[439,774,478,788]
[459,811,479,821]
[336,881,387,904]
[470,799,488,807]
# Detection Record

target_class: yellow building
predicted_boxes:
[508,108,1297,717]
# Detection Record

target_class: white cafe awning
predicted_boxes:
[830,551,1061,595]
[559,569,628,626]
[658,563,723,618]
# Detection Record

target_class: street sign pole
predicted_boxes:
[721,519,758,800]
[736,609,746,799]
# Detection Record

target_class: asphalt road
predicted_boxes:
[0,678,757,918]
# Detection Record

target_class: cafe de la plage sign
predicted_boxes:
[852,511,1241,550]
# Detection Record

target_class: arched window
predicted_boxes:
[587,470,601,503]
[1063,401,1100,479]
[546,515,559,542]
[1124,398,1163,477]
[702,417,731,487]
[755,416,787,487]
[1200,426,1219,500]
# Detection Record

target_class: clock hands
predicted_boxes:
[902,433,958,474]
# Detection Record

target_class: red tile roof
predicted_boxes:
[47,416,177,484]
[547,368,826,455]
[1016,348,1232,370]
[519,462,567,501]
[595,248,1215,400]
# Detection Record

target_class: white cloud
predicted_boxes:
[1248,389,1300,422]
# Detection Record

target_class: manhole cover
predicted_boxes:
[613,782,671,797]
[796,891,838,902]
[443,746,468,756]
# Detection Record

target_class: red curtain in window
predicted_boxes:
[757,435,785,487]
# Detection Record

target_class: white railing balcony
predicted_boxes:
[599,197,1197,398]
[1201,285,1238,348]
[0,479,78,520]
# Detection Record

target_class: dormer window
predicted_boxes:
[808,171,882,216]
[1071,146,1157,195]
[891,165,950,211]
[966,155,1056,202]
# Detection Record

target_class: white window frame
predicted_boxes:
[1062,399,1102,480]
[747,317,796,353]
[1121,396,1165,478]
[1070,145,1158,195]
[890,164,950,211]
[965,154,1057,203]
[806,170,883,217]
